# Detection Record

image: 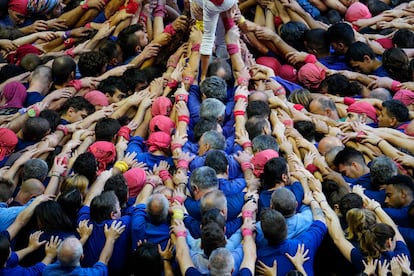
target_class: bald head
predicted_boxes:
[249,91,269,102]
[309,96,339,121]
[325,146,345,170]
[14,178,45,205]
[147,193,169,224]
[318,136,343,155]
[58,237,83,267]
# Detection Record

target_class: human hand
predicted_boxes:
[87,0,106,9]
[173,169,189,187]
[378,259,390,276]
[396,254,412,275]
[158,239,174,261]
[104,220,126,241]
[37,31,58,41]
[51,155,69,176]
[77,220,93,239]
[234,150,252,164]
[171,133,188,146]
[149,77,164,97]
[171,219,187,233]
[29,231,46,250]
[189,25,202,43]
[46,18,67,30]
[93,22,115,40]
[390,257,402,276]
[312,191,326,204]
[286,51,308,66]
[122,151,138,168]
[153,160,170,175]
[80,77,100,89]
[171,15,188,32]
[0,39,17,52]
[255,26,276,40]
[302,191,314,205]
[256,260,277,276]
[31,20,49,32]
[286,244,310,271]
[45,236,62,258]
[362,258,378,276]
[141,42,161,59]
[44,87,73,103]
[175,100,190,117]
[235,129,250,147]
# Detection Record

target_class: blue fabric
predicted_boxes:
[259,181,304,213]
[1,252,46,276]
[131,203,170,250]
[0,202,28,232]
[318,56,351,70]
[77,206,131,274]
[126,136,147,154]
[257,220,327,276]
[296,0,320,17]
[271,76,303,94]
[218,178,246,196]
[183,215,242,239]
[135,152,174,169]
[15,139,37,152]
[371,64,389,77]
[383,206,410,227]
[350,241,410,272]
[25,92,44,107]
[42,261,107,276]
[189,150,243,179]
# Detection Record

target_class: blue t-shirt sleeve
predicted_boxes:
[183,215,201,239]
[77,205,91,225]
[126,136,146,154]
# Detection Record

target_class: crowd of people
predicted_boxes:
[1,0,414,274]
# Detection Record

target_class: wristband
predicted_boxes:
[242,210,253,219]
[191,43,200,52]
[283,119,294,127]
[18,107,27,115]
[114,160,129,173]
[171,143,182,152]
[178,115,190,124]
[146,179,157,188]
[167,79,178,89]
[376,139,384,147]
[68,79,82,90]
[242,228,253,237]
[237,77,249,87]
[195,20,204,32]
[177,159,189,170]
[274,87,286,95]
[175,231,187,237]
[64,48,75,58]
[63,30,71,40]
[238,15,246,25]
[164,24,176,35]
[80,1,89,9]
[117,126,131,141]
[343,97,356,106]
[51,173,60,178]
[56,124,68,136]
[241,162,253,172]
[242,141,252,148]
[27,105,40,117]
[304,54,317,64]
[175,93,189,103]
[227,44,240,55]
[159,169,172,182]
[293,104,304,111]
[172,209,184,220]
[139,13,148,25]
[64,37,75,48]
[234,94,248,102]
[182,75,194,86]
[154,4,166,17]
[167,57,178,68]
[391,81,401,92]
[222,17,235,31]
[173,196,185,205]
[234,110,245,117]
[84,22,92,29]
[373,205,381,212]
[125,0,138,13]
[306,164,318,174]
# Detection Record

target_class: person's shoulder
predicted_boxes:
[185,267,206,276]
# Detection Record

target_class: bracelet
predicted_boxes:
[114,161,129,173]
[234,110,245,117]
[283,120,294,127]
[241,162,253,173]
[376,139,384,147]
[234,94,248,103]
[51,174,60,178]
[167,79,178,89]
[80,1,89,9]
[373,205,381,212]
[170,143,182,152]
[164,24,176,35]
[63,30,71,40]
[173,196,185,205]
[242,141,252,148]
[56,124,69,136]
[242,210,253,219]
[177,159,189,170]
[242,228,253,237]
[178,115,190,124]
[175,93,189,103]
[159,169,172,182]
[391,80,401,92]
[182,76,194,86]
[146,179,157,188]
[175,231,187,237]
[191,43,200,52]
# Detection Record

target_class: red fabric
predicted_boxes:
[124,167,146,197]
[8,0,29,15]
[88,141,116,174]
[210,0,224,5]
[152,96,172,117]
[146,131,171,153]
[393,89,414,106]
[251,149,279,177]
[347,102,377,123]
[84,90,109,107]
[0,128,18,160]
[7,44,42,65]
[0,81,27,109]
[278,64,298,83]
[297,63,326,89]
[149,115,175,134]
[345,2,372,23]
[375,38,393,50]
[256,56,281,75]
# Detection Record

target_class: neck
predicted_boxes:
[216,173,228,179]
[27,82,48,95]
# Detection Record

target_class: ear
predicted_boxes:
[325,108,332,117]
[389,117,397,127]
[282,173,289,183]
[333,203,340,213]
[363,55,372,63]
[360,113,367,124]
[110,211,117,220]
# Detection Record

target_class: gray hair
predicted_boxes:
[201,130,226,151]
[370,156,398,187]
[271,188,296,217]
[200,190,227,214]
[58,237,83,267]
[190,166,218,191]
[252,135,279,153]
[200,98,226,121]
[147,193,169,224]
[209,248,234,276]
[23,159,49,181]
[200,76,227,103]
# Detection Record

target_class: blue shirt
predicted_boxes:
[0,202,28,232]
[189,150,243,179]
[218,178,246,196]
[257,220,327,276]
[77,206,132,274]
[259,181,304,213]
[42,261,107,276]
[25,92,44,107]
[1,252,46,276]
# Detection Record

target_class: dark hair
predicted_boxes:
[385,175,414,193]
[320,74,361,97]
[207,58,232,84]
[382,48,410,82]
[324,9,342,24]
[97,76,129,96]
[0,178,14,202]
[363,0,390,16]
[22,117,50,141]
[246,101,271,118]
[60,96,94,115]
[201,221,226,257]
[262,157,288,189]
[90,191,119,223]
[326,23,355,46]
[0,64,25,83]
[261,209,287,245]
[73,152,98,184]
[95,118,121,142]
[345,42,375,64]
[200,76,227,103]
[382,100,409,123]
[339,193,363,216]
[271,188,296,217]
[322,179,350,208]
[280,21,309,51]
[193,118,218,142]
[78,51,108,77]
[20,54,42,72]
[104,174,128,207]
[99,40,121,64]
[34,201,74,232]
[0,234,10,266]
[294,121,315,142]
[370,156,398,189]
[57,188,82,224]
[123,68,149,92]
[39,109,60,131]
[360,223,395,258]
[334,147,365,168]
[132,242,162,275]
[52,56,76,85]
[245,116,269,140]
[304,29,329,55]
[201,208,226,229]
[205,150,228,174]
[118,24,145,59]
[393,29,414,48]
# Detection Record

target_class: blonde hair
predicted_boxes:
[61,174,89,197]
